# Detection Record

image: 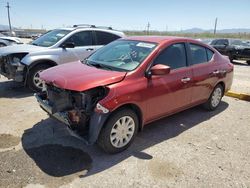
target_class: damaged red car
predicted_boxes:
[35,36,234,153]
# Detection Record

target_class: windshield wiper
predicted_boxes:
[85,59,113,70]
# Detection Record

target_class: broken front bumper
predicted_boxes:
[0,56,25,82]
[34,93,110,145]
[35,93,71,126]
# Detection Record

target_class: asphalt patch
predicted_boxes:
[0,144,92,187]
[0,134,20,149]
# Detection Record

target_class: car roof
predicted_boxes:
[53,27,125,37]
[123,36,197,44]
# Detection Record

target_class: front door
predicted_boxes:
[145,43,193,122]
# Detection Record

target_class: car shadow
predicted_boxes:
[21,101,229,177]
[0,80,33,98]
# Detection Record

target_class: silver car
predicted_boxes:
[0,25,125,91]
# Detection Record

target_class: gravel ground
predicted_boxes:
[231,61,250,94]
[0,65,250,188]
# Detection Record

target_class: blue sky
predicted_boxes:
[0,0,250,31]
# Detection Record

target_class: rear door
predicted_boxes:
[187,43,218,103]
[93,31,121,48]
[146,43,193,121]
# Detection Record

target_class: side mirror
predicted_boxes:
[146,64,170,78]
[62,42,75,49]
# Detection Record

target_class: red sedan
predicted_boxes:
[35,36,234,153]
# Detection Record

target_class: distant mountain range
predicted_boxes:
[0,24,11,30]
[178,27,250,33]
[1,24,250,33]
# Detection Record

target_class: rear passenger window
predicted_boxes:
[154,43,187,69]
[189,44,208,65]
[206,48,214,61]
[95,31,120,45]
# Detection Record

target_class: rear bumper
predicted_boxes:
[34,93,110,145]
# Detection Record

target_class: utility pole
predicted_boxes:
[6,2,12,35]
[146,22,150,35]
[214,17,218,35]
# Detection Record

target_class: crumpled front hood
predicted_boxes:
[0,44,46,56]
[40,61,127,91]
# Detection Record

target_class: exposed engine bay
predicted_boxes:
[0,53,27,82]
[38,84,108,132]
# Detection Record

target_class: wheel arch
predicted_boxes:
[216,81,226,95]
[109,103,144,132]
[28,59,57,70]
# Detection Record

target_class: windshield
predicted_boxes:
[86,40,157,72]
[32,29,70,47]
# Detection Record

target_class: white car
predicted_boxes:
[0,33,23,47]
[0,25,125,91]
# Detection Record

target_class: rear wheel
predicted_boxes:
[97,109,139,154]
[203,84,223,111]
[27,64,53,92]
[247,60,250,65]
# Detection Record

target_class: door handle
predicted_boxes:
[181,77,191,83]
[86,48,94,51]
[212,70,220,74]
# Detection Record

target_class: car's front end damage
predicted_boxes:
[0,53,27,82]
[35,83,111,144]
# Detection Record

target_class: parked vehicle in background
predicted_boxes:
[0,33,23,47]
[0,25,125,91]
[197,38,213,45]
[210,38,250,65]
[35,36,234,153]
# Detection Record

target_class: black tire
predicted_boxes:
[27,64,53,92]
[97,109,139,154]
[247,60,250,65]
[203,84,223,111]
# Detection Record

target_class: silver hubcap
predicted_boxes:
[110,116,135,148]
[33,70,44,89]
[211,87,222,107]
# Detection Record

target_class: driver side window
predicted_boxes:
[64,31,93,47]
[154,43,187,70]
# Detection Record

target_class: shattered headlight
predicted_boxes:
[11,57,22,66]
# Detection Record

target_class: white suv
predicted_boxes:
[0,25,125,91]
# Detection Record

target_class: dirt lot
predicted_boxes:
[0,64,250,188]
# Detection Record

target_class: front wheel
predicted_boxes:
[27,64,53,92]
[97,109,139,154]
[247,60,250,65]
[203,84,223,111]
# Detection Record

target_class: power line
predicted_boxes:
[6,2,12,34]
